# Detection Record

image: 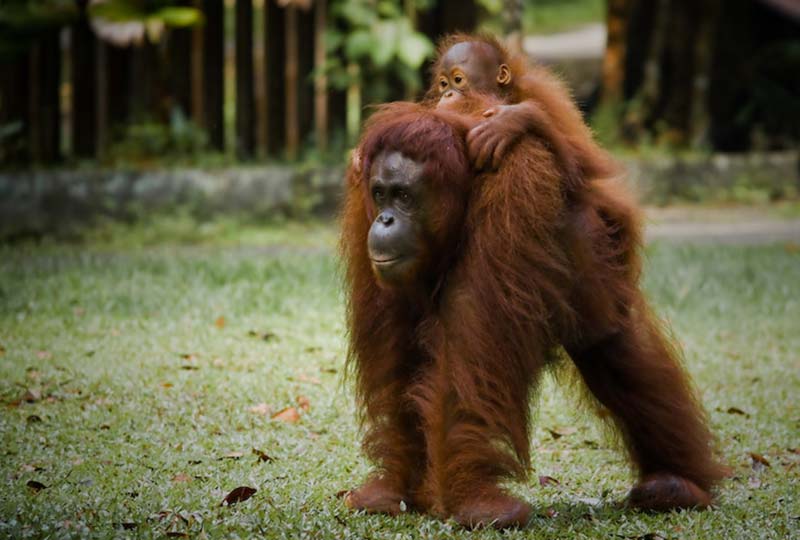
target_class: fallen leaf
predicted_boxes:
[26,480,47,492]
[249,403,271,416]
[725,407,749,417]
[321,367,337,374]
[215,316,226,329]
[252,448,275,463]
[247,330,275,341]
[36,351,51,359]
[296,396,311,411]
[546,426,577,439]
[539,475,560,487]
[171,473,192,483]
[221,486,257,506]
[161,382,173,388]
[0,345,5,357]
[784,242,799,254]
[750,452,771,468]
[304,346,321,353]
[180,353,197,362]
[22,388,42,403]
[272,407,300,423]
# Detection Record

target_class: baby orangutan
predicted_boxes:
[430,33,614,190]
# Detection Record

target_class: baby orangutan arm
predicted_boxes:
[467,100,580,186]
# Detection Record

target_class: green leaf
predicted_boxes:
[344,29,374,61]
[153,7,203,27]
[397,32,433,69]
[369,21,399,67]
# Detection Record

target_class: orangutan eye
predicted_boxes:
[372,186,385,202]
[439,80,448,89]
[397,190,412,204]
[454,75,463,84]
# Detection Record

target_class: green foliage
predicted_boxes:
[327,0,435,100]
[88,0,202,26]
[105,108,210,165]
[522,0,603,34]
[0,0,77,57]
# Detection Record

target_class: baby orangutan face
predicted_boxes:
[434,41,511,106]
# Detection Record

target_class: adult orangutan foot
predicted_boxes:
[452,488,532,529]
[628,473,712,512]
[344,476,408,516]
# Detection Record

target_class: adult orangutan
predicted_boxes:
[340,73,725,529]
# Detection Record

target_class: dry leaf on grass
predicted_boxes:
[272,407,300,423]
[215,316,226,329]
[252,448,275,463]
[538,475,560,487]
[221,486,257,506]
[750,452,771,469]
[546,426,577,439]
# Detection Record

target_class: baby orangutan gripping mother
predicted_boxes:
[340,90,725,528]
[429,34,615,190]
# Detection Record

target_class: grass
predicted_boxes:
[1,221,799,539]
[523,0,604,35]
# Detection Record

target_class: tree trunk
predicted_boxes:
[203,0,225,150]
[235,0,255,159]
[71,0,97,158]
[29,34,61,164]
[264,0,286,157]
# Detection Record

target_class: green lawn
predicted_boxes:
[1,223,798,539]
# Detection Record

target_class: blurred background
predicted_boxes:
[0,0,798,237]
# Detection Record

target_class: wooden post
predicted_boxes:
[235,0,255,159]
[285,5,299,160]
[264,0,286,158]
[601,0,631,105]
[314,0,328,154]
[72,0,97,158]
[29,33,61,163]
[203,0,225,150]
[191,0,204,126]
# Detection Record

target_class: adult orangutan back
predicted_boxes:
[339,93,726,529]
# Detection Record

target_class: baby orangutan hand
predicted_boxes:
[467,104,530,170]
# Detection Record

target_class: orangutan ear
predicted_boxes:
[497,64,512,86]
